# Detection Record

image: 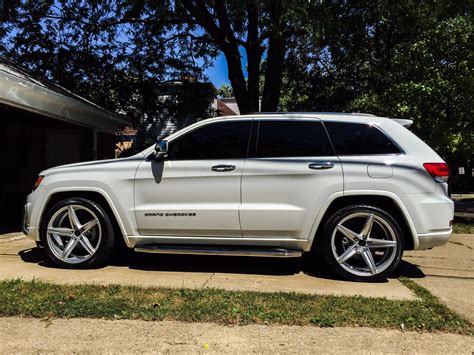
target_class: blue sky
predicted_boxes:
[204,48,248,88]
[204,54,229,87]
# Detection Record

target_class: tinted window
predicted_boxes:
[168,121,251,160]
[324,122,401,155]
[256,120,334,158]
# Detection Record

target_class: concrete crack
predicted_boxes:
[202,272,215,289]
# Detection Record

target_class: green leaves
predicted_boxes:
[281,0,473,159]
[0,0,216,150]
[0,1,471,158]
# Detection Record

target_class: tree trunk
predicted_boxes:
[245,1,260,113]
[261,0,285,112]
[222,44,251,114]
[183,0,252,114]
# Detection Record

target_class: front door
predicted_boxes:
[134,119,252,237]
[240,118,343,240]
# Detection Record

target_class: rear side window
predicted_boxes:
[168,121,251,160]
[324,122,401,155]
[256,120,334,158]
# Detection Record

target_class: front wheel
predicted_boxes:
[321,205,403,282]
[41,198,115,268]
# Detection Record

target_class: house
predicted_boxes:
[116,79,217,155]
[115,96,244,155]
[0,58,127,228]
[216,97,240,115]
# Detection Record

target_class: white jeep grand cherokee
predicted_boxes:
[23,113,454,281]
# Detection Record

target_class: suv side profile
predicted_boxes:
[23,113,453,281]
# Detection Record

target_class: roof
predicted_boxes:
[0,57,128,134]
[259,112,413,127]
[215,112,412,127]
[216,99,238,116]
[256,112,375,117]
[218,98,241,115]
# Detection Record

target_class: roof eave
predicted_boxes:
[0,69,128,134]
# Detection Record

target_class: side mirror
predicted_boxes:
[154,139,168,159]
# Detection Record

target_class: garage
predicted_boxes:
[0,58,127,230]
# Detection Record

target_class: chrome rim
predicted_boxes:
[331,212,398,277]
[46,205,102,264]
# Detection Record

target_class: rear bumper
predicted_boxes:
[400,186,454,249]
[416,229,452,250]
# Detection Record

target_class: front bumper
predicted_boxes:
[21,187,46,241]
[22,202,30,235]
[416,229,452,250]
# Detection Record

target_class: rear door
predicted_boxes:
[240,118,343,240]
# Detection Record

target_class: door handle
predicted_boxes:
[308,161,334,170]
[211,164,236,172]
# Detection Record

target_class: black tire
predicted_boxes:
[321,204,403,282]
[41,198,115,269]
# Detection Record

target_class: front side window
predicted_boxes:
[324,122,401,155]
[168,120,252,160]
[256,120,334,158]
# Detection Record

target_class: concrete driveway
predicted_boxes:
[403,234,474,323]
[0,232,473,315]
[2,317,473,354]
[0,232,416,300]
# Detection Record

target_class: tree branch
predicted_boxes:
[182,0,225,47]
[214,0,236,44]
[183,0,251,114]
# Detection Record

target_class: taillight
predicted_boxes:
[33,175,44,191]
[423,163,449,183]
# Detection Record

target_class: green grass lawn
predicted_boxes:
[453,221,474,234]
[0,278,471,334]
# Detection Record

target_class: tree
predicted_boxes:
[1,1,315,115]
[217,83,234,98]
[2,1,472,159]
[0,0,217,150]
[178,1,313,114]
[280,0,473,159]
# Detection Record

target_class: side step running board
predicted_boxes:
[134,245,303,258]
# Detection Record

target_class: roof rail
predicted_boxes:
[252,112,376,116]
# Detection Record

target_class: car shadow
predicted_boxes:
[18,247,425,282]
[18,247,56,268]
[113,249,305,276]
[394,260,426,279]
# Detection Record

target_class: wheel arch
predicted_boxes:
[308,192,418,252]
[39,189,131,248]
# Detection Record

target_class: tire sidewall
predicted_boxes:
[41,198,115,269]
[321,204,404,282]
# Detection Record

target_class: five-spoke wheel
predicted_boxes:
[41,198,115,268]
[322,205,403,281]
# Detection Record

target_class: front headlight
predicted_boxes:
[33,175,44,191]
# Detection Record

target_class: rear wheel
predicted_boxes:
[321,205,403,282]
[41,198,115,268]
